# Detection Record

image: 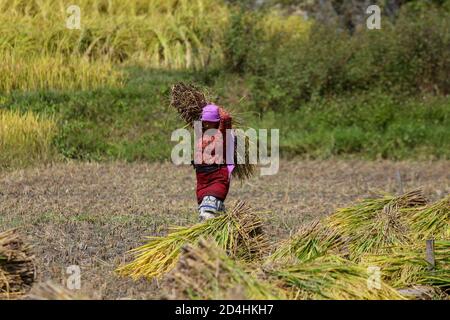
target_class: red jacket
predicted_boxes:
[194,108,232,165]
[195,108,233,203]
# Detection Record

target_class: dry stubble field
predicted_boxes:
[1,160,449,299]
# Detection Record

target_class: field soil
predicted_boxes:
[1,160,449,299]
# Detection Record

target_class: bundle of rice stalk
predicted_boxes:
[232,129,257,181]
[406,195,449,240]
[167,238,287,300]
[327,189,428,259]
[170,82,255,181]
[117,201,268,280]
[170,82,208,127]
[362,240,450,289]
[266,220,346,264]
[0,229,35,299]
[270,255,404,300]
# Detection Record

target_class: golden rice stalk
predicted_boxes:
[406,195,450,240]
[326,189,428,259]
[266,220,346,264]
[0,229,35,299]
[0,109,57,169]
[27,281,88,300]
[361,240,450,289]
[167,238,287,300]
[270,255,405,300]
[117,201,268,280]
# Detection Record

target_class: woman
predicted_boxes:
[193,104,235,221]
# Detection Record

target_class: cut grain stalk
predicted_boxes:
[0,229,35,299]
[270,255,404,300]
[405,195,449,240]
[326,189,428,259]
[266,220,346,264]
[361,240,450,289]
[167,238,286,300]
[116,201,268,280]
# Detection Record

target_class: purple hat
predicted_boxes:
[201,104,220,122]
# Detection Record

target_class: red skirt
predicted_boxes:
[196,167,230,204]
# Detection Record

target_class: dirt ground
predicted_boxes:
[1,160,449,299]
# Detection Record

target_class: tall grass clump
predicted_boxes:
[117,201,268,280]
[0,52,123,93]
[0,109,57,168]
[0,0,230,92]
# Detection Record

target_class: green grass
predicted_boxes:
[251,91,450,160]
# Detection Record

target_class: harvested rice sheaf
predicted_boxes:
[167,239,286,300]
[117,201,268,280]
[170,82,255,181]
[267,220,346,264]
[170,82,208,127]
[0,229,35,299]
[270,255,404,300]
[406,195,450,240]
[327,189,428,259]
[362,240,450,289]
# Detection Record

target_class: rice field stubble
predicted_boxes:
[0,160,449,299]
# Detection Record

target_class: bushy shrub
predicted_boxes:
[237,8,450,112]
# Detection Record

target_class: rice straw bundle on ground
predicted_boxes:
[117,201,268,280]
[270,255,404,300]
[27,281,88,300]
[267,220,346,264]
[361,240,450,289]
[167,239,286,300]
[0,229,35,299]
[327,189,428,259]
[406,195,449,240]
[170,82,255,181]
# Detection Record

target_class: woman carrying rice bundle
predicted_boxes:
[193,104,235,221]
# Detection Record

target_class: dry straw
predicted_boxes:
[117,201,268,280]
[0,229,35,299]
[170,82,256,181]
[167,238,286,300]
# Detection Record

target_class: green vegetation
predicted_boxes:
[0,0,449,168]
